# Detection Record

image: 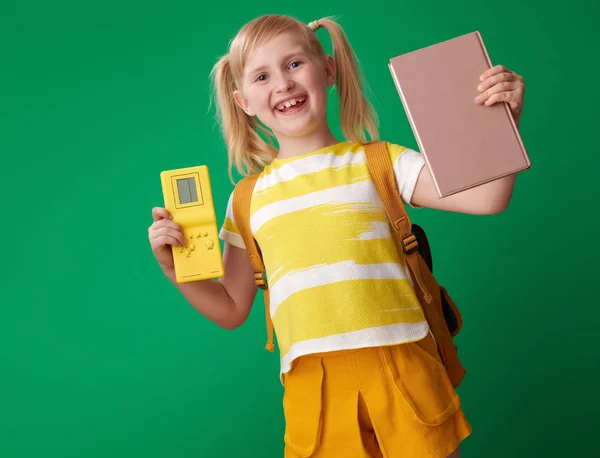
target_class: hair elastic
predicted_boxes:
[307,20,321,32]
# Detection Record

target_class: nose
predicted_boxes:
[273,72,294,93]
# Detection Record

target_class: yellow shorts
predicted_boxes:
[282,332,472,458]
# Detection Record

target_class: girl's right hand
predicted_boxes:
[148,207,187,272]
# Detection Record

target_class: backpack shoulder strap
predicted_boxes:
[232,173,275,352]
[363,141,433,304]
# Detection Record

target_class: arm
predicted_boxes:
[410,164,516,215]
[164,242,258,330]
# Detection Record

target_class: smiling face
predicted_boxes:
[234,31,336,141]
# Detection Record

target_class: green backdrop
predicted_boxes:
[2,0,598,457]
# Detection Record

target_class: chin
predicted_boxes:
[277,124,318,139]
[278,116,322,137]
[259,114,322,140]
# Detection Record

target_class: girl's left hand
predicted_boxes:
[475,65,525,123]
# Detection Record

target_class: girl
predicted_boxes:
[148,14,525,458]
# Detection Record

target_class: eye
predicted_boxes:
[289,61,303,69]
[255,73,268,82]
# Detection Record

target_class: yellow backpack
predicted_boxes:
[232,141,466,387]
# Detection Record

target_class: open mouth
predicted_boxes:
[275,96,307,114]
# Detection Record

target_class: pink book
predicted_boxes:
[388,31,530,197]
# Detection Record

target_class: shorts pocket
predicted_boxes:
[282,358,324,457]
[380,333,461,427]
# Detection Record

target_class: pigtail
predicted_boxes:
[210,54,277,181]
[313,18,379,143]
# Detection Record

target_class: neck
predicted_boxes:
[275,124,341,159]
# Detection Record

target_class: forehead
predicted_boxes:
[244,31,310,71]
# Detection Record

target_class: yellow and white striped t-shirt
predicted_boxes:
[219,141,429,374]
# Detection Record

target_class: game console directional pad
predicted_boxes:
[179,235,197,258]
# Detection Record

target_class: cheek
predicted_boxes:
[252,90,273,113]
[308,75,328,106]
[241,84,266,111]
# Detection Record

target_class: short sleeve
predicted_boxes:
[218,191,247,249]
[386,142,426,208]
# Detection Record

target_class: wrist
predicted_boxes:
[162,267,176,281]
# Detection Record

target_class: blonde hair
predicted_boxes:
[210,14,379,179]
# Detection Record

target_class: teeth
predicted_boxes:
[277,97,306,111]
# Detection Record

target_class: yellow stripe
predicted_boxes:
[221,216,239,235]
[386,142,408,164]
[226,142,409,238]
[262,141,357,171]
[273,278,424,356]
[257,207,404,285]
[253,159,370,213]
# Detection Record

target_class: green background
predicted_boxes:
[2,0,598,457]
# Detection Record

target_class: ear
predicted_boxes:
[324,55,336,87]
[233,90,256,117]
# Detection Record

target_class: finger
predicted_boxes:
[148,222,181,241]
[479,65,511,82]
[150,229,186,248]
[151,224,185,241]
[475,81,521,104]
[507,100,521,112]
[477,71,518,93]
[151,235,184,251]
[152,207,172,222]
[484,91,517,106]
[149,218,182,232]
[485,93,523,115]
[148,224,185,242]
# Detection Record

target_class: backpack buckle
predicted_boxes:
[254,272,268,290]
[401,233,419,255]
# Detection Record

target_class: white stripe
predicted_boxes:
[348,221,391,240]
[269,261,408,315]
[251,180,379,233]
[279,321,430,377]
[218,229,245,249]
[256,148,366,192]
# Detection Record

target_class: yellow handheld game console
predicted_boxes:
[160,165,224,283]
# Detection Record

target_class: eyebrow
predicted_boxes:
[245,50,308,77]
